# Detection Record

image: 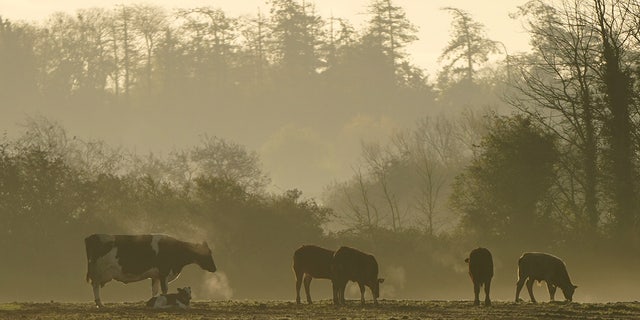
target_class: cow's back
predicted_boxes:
[112,234,163,274]
[85,234,115,262]
[518,252,567,280]
[332,246,378,282]
[468,247,493,283]
[85,233,175,284]
[293,245,334,279]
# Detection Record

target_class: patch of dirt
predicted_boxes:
[1,300,639,319]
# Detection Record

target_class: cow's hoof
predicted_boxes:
[515,298,524,303]
[484,300,491,307]
[473,300,480,306]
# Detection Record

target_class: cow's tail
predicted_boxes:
[84,235,95,284]
[516,255,526,281]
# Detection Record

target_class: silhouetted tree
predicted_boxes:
[269,0,323,83]
[594,0,638,244]
[131,4,167,97]
[179,7,237,95]
[509,0,602,236]
[365,0,418,74]
[0,17,38,106]
[451,115,559,243]
[439,7,499,84]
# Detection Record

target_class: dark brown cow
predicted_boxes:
[293,245,335,304]
[465,247,493,306]
[85,234,217,308]
[515,252,577,303]
[331,246,384,305]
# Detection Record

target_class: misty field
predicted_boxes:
[1,300,640,320]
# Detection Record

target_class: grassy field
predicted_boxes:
[1,300,640,319]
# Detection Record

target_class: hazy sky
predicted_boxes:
[0,0,532,73]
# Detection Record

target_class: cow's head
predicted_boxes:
[196,241,217,273]
[369,278,385,299]
[177,287,192,305]
[562,284,577,302]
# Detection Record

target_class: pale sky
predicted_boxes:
[0,0,532,74]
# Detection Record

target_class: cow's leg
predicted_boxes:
[484,280,492,306]
[515,277,527,302]
[340,280,347,305]
[332,280,339,305]
[547,283,557,301]
[473,281,481,306]
[303,275,313,304]
[295,270,303,304]
[526,278,537,303]
[332,279,346,305]
[358,282,366,305]
[160,276,169,295]
[151,278,160,297]
[92,282,104,308]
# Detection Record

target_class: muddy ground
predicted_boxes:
[1,300,640,319]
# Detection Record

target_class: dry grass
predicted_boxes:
[1,300,640,319]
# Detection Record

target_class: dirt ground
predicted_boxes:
[1,300,640,320]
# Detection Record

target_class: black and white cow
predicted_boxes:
[84,234,217,308]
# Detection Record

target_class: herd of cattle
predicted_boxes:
[84,233,578,309]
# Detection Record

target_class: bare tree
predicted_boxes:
[362,141,402,231]
[509,0,601,234]
[439,7,499,83]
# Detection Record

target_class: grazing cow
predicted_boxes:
[465,247,493,306]
[293,245,335,304]
[146,287,192,309]
[331,246,384,305]
[515,252,577,303]
[84,234,217,308]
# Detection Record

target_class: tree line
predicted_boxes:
[328,0,640,253]
[0,0,435,126]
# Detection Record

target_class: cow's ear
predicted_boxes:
[573,285,578,289]
[378,278,385,284]
[202,241,209,248]
[464,258,470,263]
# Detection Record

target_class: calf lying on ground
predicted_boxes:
[516,252,577,303]
[146,287,192,309]
[465,247,493,306]
[293,245,335,304]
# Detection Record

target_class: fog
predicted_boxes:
[1,0,640,305]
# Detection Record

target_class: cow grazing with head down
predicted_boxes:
[331,246,384,305]
[465,247,493,306]
[146,287,192,309]
[515,252,577,303]
[293,245,335,304]
[84,234,217,308]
